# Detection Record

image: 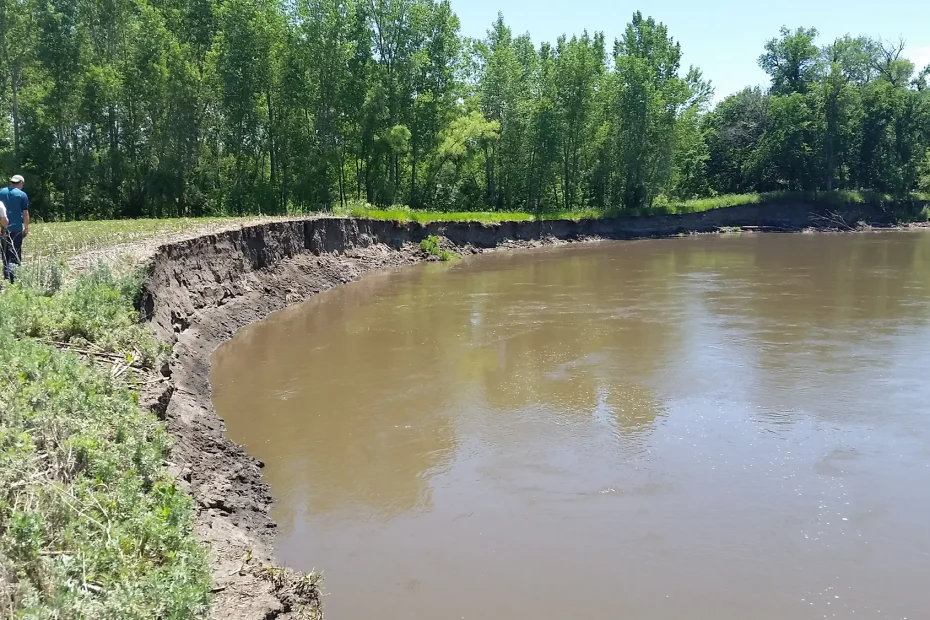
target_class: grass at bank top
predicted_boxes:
[30,190,929,258]
[341,190,930,223]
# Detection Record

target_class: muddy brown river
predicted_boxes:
[212,232,930,620]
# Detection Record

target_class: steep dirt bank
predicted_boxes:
[139,202,896,618]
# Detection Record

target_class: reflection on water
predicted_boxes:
[212,232,930,620]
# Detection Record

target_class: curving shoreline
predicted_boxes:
[139,202,900,618]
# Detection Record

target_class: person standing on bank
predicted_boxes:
[0,174,29,282]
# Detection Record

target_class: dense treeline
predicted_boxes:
[0,0,928,219]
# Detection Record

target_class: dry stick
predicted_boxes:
[811,210,854,230]
[52,346,127,361]
[49,485,107,533]
[38,339,145,367]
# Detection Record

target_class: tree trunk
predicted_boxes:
[484,143,492,208]
[338,146,347,210]
[11,69,20,158]
[410,151,417,208]
[365,156,374,204]
[266,90,278,210]
[825,92,837,192]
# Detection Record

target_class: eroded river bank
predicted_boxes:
[139,204,925,618]
[212,232,930,620]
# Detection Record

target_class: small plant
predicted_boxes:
[420,234,441,255]
[259,565,323,619]
[419,235,459,261]
[12,256,67,296]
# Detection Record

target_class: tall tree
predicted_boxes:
[759,26,820,95]
[0,0,34,160]
[611,12,689,209]
[34,0,83,218]
[552,31,605,210]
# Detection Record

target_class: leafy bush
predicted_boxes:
[419,235,458,261]
[0,266,164,368]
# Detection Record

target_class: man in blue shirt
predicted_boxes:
[1,174,29,282]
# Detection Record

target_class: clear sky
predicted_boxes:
[451,0,930,101]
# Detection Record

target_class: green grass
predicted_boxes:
[0,267,210,617]
[31,218,217,257]
[335,191,929,223]
[334,203,535,223]
[661,190,930,215]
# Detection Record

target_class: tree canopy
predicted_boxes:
[0,1,927,220]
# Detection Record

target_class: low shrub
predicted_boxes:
[0,266,164,368]
[0,265,210,617]
[419,235,458,261]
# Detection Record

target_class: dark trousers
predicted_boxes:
[2,230,23,282]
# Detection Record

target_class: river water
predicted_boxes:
[211,232,930,620]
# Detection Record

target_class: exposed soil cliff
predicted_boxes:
[140,203,894,618]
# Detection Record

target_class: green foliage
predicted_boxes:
[919,150,930,193]
[0,2,928,218]
[0,266,164,368]
[611,13,690,210]
[708,32,930,199]
[12,258,67,297]
[419,234,458,261]
[0,272,209,617]
[758,27,822,95]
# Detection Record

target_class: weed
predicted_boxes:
[12,257,67,296]
[0,265,164,368]
[419,235,459,261]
